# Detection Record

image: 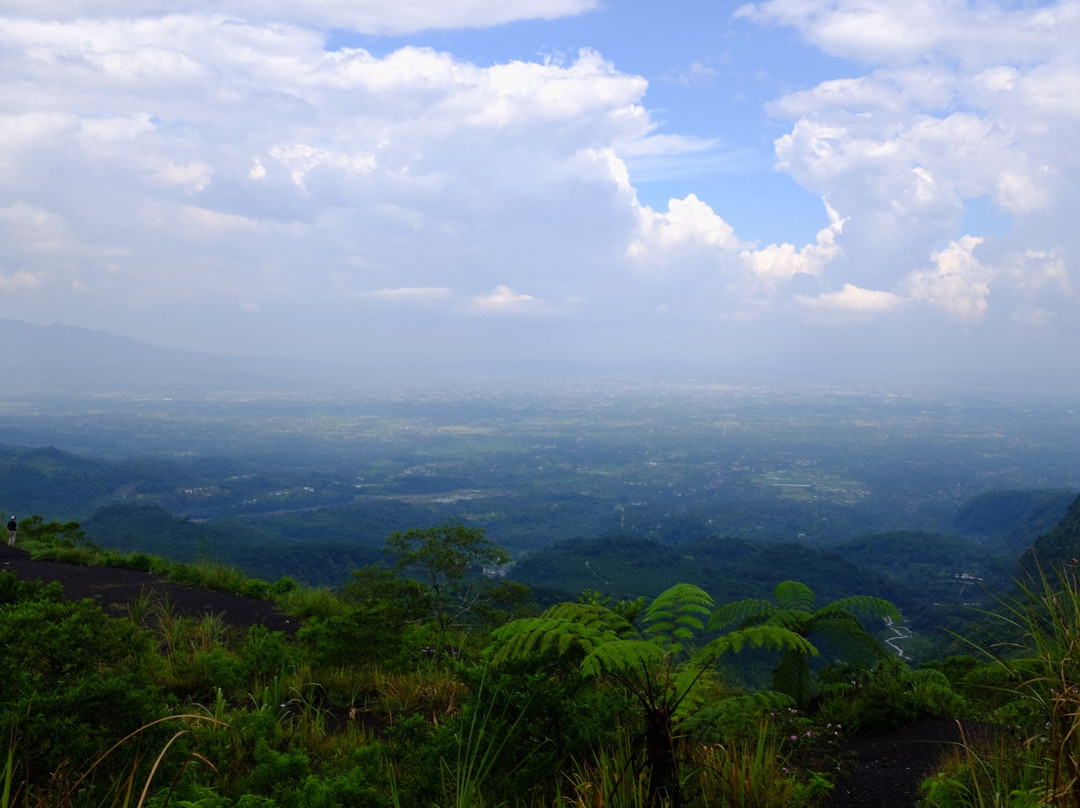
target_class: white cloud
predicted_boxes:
[741,203,844,288]
[903,236,991,321]
[0,18,655,322]
[751,0,1080,323]
[0,1,600,34]
[737,0,1080,66]
[797,283,905,315]
[472,285,541,313]
[0,270,42,290]
[628,194,744,264]
[2,0,1077,369]
[358,286,453,301]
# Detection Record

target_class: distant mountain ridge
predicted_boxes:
[0,319,334,393]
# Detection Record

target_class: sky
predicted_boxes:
[1,0,1078,389]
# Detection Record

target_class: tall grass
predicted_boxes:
[273,585,348,621]
[2,715,226,808]
[563,729,651,808]
[921,723,1040,808]
[441,674,532,808]
[924,561,1080,807]
[691,719,831,808]
[2,730,14,808]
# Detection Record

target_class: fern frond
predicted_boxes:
[763,609,811,632]
[708,598,778,631]
[580,638,667,680]
[679,690,796,739]
[490,609,630,666]
[542,601,636,634]
[804,614,889,659]
[774,580,815,612]
[643,583,712,651]
[818,595,900,621]
[701,625,817,659]
[909,667,950,689]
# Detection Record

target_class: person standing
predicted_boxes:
[7,516,16,547]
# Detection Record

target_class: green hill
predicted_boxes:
[1019,492,1080,577]
[955,489,1076,553]
[512,534,893,611]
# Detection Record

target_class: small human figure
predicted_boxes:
[7,516,16,547]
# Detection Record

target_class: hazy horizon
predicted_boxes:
[2,2,1078,391]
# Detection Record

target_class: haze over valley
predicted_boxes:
[1,320,1077,662]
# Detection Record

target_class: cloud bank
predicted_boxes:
[0,0,1076,383]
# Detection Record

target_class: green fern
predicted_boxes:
[709,597,778,630]
[774,580,816,612]
[642,583,713,653]
[489,602,633,665]
[488,583,819,808]
[708,580,901,706]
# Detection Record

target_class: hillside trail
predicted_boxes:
[829,718,970,807]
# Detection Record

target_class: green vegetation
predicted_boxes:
[2,511,1032,808]
[9,501,1080,806]
[919,560,1080,807]
[710,580,900,706]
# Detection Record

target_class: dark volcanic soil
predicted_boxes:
[0,543,296,634]
[831,718,969,807]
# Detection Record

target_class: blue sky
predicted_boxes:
[1,0,1078,390]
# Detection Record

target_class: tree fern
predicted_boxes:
[488,583,816,808]
[488,602,632,665]
[774,580,816,612]
[642,583,713,653]
[707,580,902,706]
[709,597,779,631]
[821,594,900,620]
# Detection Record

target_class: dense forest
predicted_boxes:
[5,494,1080,807]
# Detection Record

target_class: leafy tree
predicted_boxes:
[490,583,814,807]
[384,522,509,634]
[12,514,91,548]
[710,579,900,706]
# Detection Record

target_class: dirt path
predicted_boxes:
[831,719,972,807]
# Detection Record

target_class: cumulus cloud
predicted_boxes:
[0,17,654,326]
[1,0,1077,369]
[628,194,744,264]
[741,203,844,289]
[903,236,991,321]
[736,0,1080,66]
[742,0,1080,330]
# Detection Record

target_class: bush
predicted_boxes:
[818,657,965,732]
